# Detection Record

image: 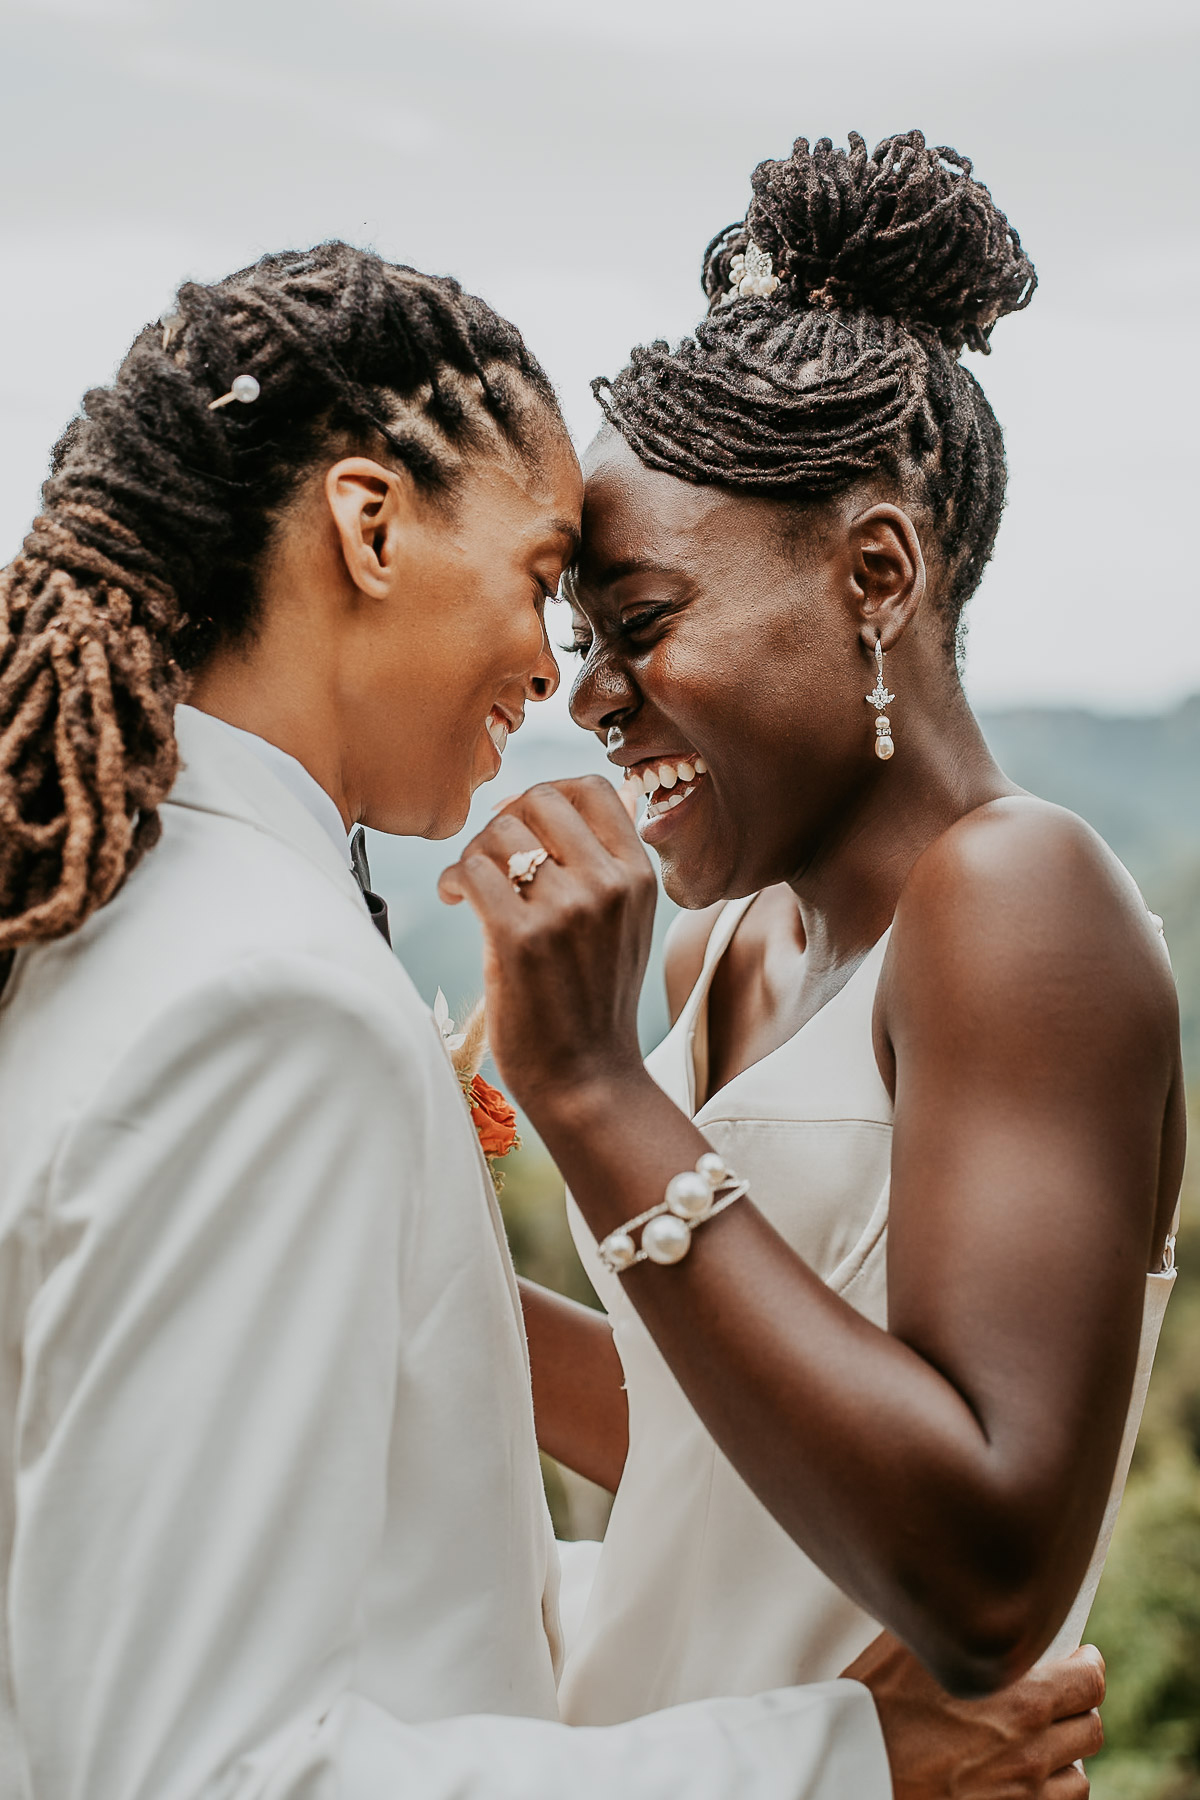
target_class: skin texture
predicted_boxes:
[440,431,1184,1698]
[846,1635,1104,1800]
[516,1278,628,1488]
[190,432,581,838]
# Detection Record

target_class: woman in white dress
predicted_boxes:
[440,132,1184,1720]
[0,238,1103,1799]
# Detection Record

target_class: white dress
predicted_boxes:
[561,895,1178,1725]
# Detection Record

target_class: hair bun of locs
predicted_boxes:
[591,130,1035,663]
[0,242,560,977]
[702,129,1036,354]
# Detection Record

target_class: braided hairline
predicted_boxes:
[0,244,562,961]
[596,311,923,487]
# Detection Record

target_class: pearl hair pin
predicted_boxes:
[208,374,261,411]
[722,240,781,306]
[599,1152,749,1273]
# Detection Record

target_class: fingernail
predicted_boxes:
[490,794,517,813]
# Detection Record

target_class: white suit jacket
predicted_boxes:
[0,705,889,1800]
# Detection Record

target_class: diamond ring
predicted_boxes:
[506,846,549,891]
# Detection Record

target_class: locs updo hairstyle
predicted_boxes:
[593,130,1035,652]
[0,241,561,975]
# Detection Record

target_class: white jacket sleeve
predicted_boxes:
[12,955,889,1800]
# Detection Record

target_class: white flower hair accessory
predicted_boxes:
[723,240,781,306]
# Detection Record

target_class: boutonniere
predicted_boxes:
[434,990,520,1190]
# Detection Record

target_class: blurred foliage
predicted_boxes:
[496,1135,599,1313]
[1086,1111,1200,1800]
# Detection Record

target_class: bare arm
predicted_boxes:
[518,1277,628,1491]
[512,901,716,1486]
[442,781,1183,1695]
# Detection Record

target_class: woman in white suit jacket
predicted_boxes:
[0,243,1100,1800]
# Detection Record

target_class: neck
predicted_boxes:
[787,683,1017,968]
[186,615,354,831]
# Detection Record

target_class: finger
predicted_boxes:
[498,782,626,877]
[1024,1645,1106,1722]
[553,774,650,863]
[438,845,526,924]
[618,774,641,824]
[452,805,552,878]
[1044,1765,1089,1800]
[452,814,572,909]
[1038,1708,1104,1773]
[510,776,646,869]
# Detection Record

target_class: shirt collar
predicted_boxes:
[192,710,351,864]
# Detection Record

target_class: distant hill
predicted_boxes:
[980,696,1200,892]
[364,696,1200,1075]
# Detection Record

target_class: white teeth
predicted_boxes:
[644,784,696,820]
[486,714,508,754]
[634,758,706,803]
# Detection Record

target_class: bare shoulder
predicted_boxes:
[663,902,726,1025]
[885,795,1179,1044]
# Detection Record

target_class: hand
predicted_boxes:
[438,777,657,1115]
[843,1631,1104,1800]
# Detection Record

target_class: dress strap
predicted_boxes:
[682,896,758,1118]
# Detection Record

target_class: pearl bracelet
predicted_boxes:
[598,1152,749,1273]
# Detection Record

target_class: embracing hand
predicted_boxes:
[844,1631,1105,1800]
[437,777,657,1116]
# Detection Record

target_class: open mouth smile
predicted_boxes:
[485,704,522,760]
[622,753,709,834]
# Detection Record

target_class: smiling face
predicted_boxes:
[346,426,583,838]
[567,432,887,907]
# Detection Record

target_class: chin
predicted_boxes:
[420,799,473,842]
[658,851,743,913]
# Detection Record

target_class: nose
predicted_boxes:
[569,648,637,736]
[525,622,560,704]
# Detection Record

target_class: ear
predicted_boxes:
[324,457,415,600]
[845,503,926,656]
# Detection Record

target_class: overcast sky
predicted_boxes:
[2,0,1197,715]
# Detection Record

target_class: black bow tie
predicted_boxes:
[349,827,392,947]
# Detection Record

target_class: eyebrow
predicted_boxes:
[572,556,680,589]
[548,518,582,561]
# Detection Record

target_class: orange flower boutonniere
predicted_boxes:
[468,1074,519,1160]
[435,990,521,1190]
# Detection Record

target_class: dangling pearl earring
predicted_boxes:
[866,636,895,761]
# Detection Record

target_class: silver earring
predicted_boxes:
[866,637,895,761]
